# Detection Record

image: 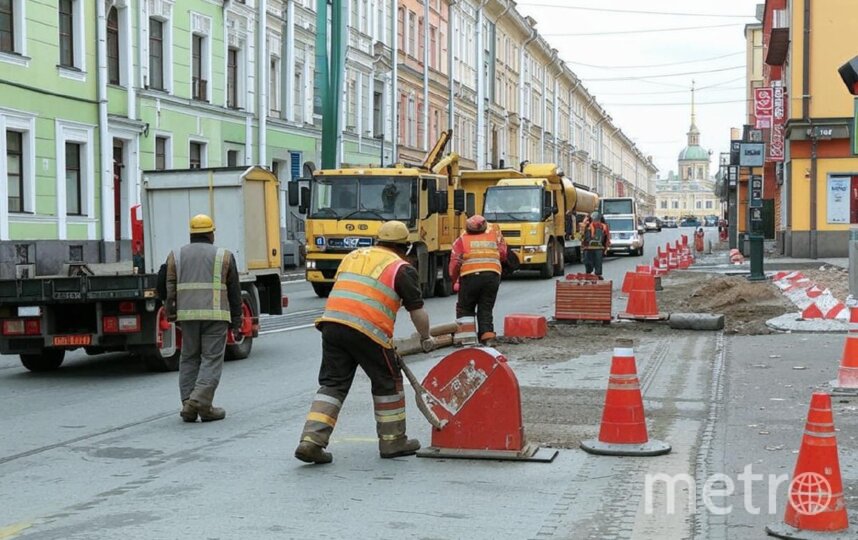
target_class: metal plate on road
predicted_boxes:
[52,334,92,347]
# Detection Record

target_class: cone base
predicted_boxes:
[829,379,858,396]
[416,443,558,463]
[580,438,671,457]
[765,523,855,539]
[617,312,668,321]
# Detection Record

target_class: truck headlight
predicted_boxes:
[523,245,547,253]
[307,260,316,270]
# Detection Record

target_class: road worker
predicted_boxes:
[695,227,705,253]
[582,211,610,278]
[294,220,434,465]
[449,215,508,345]
[165,214,243,423]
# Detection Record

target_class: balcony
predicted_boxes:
[766,10,789,66]
[192,78,208,102]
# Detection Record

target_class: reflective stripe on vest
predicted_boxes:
[461,231,501,276]
[176,245,232,322]
[316,247,406,347]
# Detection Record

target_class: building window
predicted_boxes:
[293,64,304,122]
[106,7,121,84]
[373,89,383,137]
[270,56,280,116]
[58,0,75,67]
[696,201,702,210]
[65,142,82,215]
[189,142,204,169]
[0,0,13,53]
[429,26,437,69]
[672,200,679,209]
[155,136,168,170]
[227,150,239,167]
[149,18,164,90]
[660,200,667,210]
[706,200,713,210]
[397,7,404,50]
[192,34,207,101]
[6,130,22,212]
[227,47,239,108]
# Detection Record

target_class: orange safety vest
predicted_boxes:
[460,230,502,277]
[316,247,406,348]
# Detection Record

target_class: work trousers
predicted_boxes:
[179,320,228,407]
[456,272,501,338]
[583,249,605,277]
[300,323,406,449]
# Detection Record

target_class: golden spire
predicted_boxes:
[691,80,696,127]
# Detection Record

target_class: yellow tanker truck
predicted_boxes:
[480,163,599,278]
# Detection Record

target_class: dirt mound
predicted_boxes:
[658,273,792,335]
[799,265,850,301]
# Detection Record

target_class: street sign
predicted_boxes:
[730,140,742,165]
[754,88,773,129]
[739,143,765,167]
[750,207,762,222]
[750,175,763,208]
[728,165,738,188]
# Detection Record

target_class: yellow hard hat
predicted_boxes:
[189,214,215,234]
[377,220,410,244]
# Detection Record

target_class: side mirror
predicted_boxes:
[426,183,438,215]
[437,191,449,213]
[288,182,299,206]
[298,186,310,215]
[453,189,466,213]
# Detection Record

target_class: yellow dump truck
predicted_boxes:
[481,163,599,278]
[291,132,463,298]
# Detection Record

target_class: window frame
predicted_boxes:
[189,140,206,169]
[149,17,165,91]
[227,47,240,109]
[0,0,15,55]
[5,130,23,213]
[65,141,82,216]
[107,6,120,85]
[154,135,170,170]
[191,33,207,101]
[58,0,75,68]
[269,55,281,117]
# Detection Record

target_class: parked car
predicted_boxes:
[679,217,701,228]
[704,215,718,227]
[605,215,645,256]
[662,217,678,228]
[643,216,662,232]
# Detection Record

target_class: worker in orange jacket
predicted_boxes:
[449,215,508,344]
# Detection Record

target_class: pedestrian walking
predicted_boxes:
[294,221,435,465]
[583,211,610,277]
[165,214,243,423]
[449,215,508,345]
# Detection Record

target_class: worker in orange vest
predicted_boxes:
[294,221,435,465]
[582,211,610,278]
[695,227,705,253]
[449,215,508,345]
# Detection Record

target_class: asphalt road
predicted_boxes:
[0,227,754,540]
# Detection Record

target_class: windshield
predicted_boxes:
[483,187,543,222]
[601,199,634,215]
[605,217,635,232]
[310,176,415,222]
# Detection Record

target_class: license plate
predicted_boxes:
[52,334,92,347]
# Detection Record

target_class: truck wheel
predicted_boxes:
[226,293,254,361]
[539,244,554,279]
[312,282,333,298]
[435,255,453,297]
[20,350,65,372]
[552,241,565,276]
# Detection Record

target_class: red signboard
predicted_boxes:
[768,83,786,162]
[754,88,774,129]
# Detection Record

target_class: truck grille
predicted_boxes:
[500,229,521,238]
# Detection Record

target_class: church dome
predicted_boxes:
[678,145,710,162]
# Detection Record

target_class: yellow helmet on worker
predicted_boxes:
[189,214,215,234]
[377,220,410,244]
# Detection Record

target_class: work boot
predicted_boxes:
[187,400,226,422]
[480,332,497,347]
[294,441,333,464]
[379,437,421,459]
[180,400,198,423]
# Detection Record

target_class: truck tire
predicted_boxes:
[539,244,555,279]
[312,282,333,298]
[142,347,180,372]
[435,255,453,297]
[20,350,65,372]
[552,241,565,277]
[226,292,254,361]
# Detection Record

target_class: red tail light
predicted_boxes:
[2,318,41,336]
[118,301,137,314]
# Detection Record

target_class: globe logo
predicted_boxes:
[788,472,832,516]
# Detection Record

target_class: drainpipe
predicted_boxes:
[519,27,537,163]
[96,0,114,253]
[423,0,430,150]
[258,0,268,166]
[447,1,456,136]
[285,0,295,122]
[391,0,398,163]
[476,0,489,168]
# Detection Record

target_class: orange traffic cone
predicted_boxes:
[621,271,639,295]
[618,272,667,321]
[832,305,858,395]
[667,245,678,270]
[766,392,853,538]
[657,246,669,274]
[581,339,670,457]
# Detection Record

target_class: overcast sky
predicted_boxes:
[515,0,759,176]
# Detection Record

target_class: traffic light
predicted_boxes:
[838,55,858,95]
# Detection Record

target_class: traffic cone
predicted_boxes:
[618,272,667,321]
[667,245,678,270]
[621,271,639,295]
[581,339,671,457]
[832,305,858,395]
[766,392,853,538]
[636,264,652,275]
